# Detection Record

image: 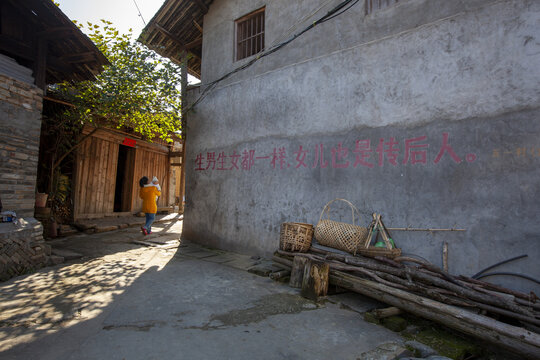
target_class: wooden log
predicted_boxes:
[329,270,540,359]
[272,255,293,269]
[288,249,534,317]
[289,256,308,288]
[301,260,329,301]
[373,307,403,319]
[269,270,291,281]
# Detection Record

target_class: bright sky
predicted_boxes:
[56,0,162,38]
[56,0,200,82]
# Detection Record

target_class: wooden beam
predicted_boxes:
[193,20,204,33]
[0,35,76,78]
[38,27,73,39]
[61,51,97,63]
[43,96,75,107]
[193,0,209,14]
[153,23,202,52]
[34,37,47,89]
[0,35,34,60]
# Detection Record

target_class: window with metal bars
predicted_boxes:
[365,0,401,15]
[235,7,265,61]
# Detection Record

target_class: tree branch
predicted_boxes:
[52,127,99,170]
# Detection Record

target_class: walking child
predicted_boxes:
[139,176,161,235]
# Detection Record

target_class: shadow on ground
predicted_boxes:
[0,218,410,360]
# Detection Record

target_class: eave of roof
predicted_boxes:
[138,0,213,79]
[3,0,109,84]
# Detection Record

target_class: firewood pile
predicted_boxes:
[273,246,540,359]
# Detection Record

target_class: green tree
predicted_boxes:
[57,20,183,142]
[44,21,183,218]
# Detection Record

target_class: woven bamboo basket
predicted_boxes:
[279,222,314,252]
[314,199,369,255]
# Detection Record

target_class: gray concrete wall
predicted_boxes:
[184,0,540,293]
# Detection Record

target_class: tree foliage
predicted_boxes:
[57,20,183,142]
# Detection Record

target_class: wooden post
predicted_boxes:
[34,37,47,89]
[443,242,449,272]
[289,256,308,288]
[179,52,188,213]
[301,260,329,301]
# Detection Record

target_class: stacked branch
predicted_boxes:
[274,248,540,359]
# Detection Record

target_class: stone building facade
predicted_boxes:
[0,56,49,280]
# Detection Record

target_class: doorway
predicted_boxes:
[114,145,135,212]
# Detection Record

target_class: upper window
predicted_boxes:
[365,0,401,15]
[235,7,265,61]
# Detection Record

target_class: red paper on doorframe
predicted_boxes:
[122,138,136,147]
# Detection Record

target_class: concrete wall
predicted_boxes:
[184,0,540,293]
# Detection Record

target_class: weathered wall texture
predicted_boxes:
[0,62,51,280]
[184,0,540,292]
[0,73,43,218]
[0,219,49,281]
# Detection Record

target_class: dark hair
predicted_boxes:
[139,176,149,187]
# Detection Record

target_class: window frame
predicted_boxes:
[234,7,265,62]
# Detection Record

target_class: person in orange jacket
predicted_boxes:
[139,176,161,235]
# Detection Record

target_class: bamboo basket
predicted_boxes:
[279,222,314,253]
[314,199,369,255]
[357,213,401,258]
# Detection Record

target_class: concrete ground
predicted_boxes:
[0,219,412,360]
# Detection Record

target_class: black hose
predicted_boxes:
[475,272,540,285]
[471,254,528,279]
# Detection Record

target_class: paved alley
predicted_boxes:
[0,219,408,360]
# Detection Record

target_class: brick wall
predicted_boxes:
[0,69,50,281]
[0,219,50,281]
[0,73,43,218]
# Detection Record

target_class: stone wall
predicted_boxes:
[184,0,540,293]
[0,219,50,281]
[0,73,43,218]
[0,61,49,281]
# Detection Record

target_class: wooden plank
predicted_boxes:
[95,137,105,214]
[106,142,118,213]
[72,137,82,218]
[79,137,92,215]
[106,141,115,211]
[301,260,329,301]
[81,138,92,215]
[289,256,308,288]
[87,137,98,214]
[81,126,170,154]
[90,138,104,214]
[97,138,108,213]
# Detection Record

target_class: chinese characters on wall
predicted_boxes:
[194,133,478,171]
